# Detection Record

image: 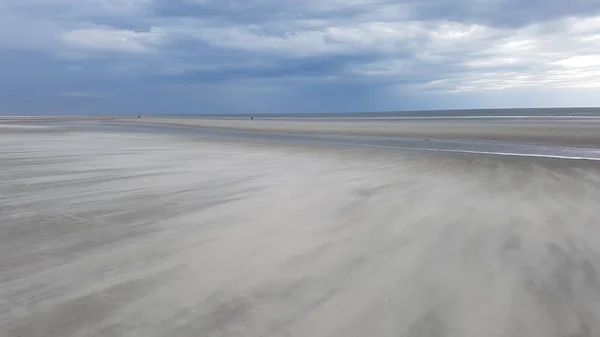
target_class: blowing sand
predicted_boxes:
[2,121,600,337]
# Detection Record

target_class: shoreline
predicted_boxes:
[115,117,600,148]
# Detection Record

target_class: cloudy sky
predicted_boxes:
[1,0,600,114]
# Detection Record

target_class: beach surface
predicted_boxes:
[119,116,600,147]
[2,118,600,337]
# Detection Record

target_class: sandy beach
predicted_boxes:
[120,116,600,147]
[3,118,600,337]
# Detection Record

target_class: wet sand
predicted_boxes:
[3,121,600,337]
[121,116,600,147]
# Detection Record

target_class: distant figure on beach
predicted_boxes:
[250,116,254,120]
[138,116,141,119]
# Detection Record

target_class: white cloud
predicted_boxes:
[463,57,523,68]
[62,27,166,53]
[0,0,155,53]
[349,14,600,91]
[553,55,600,68]
[569,16,600,33]
[429,22,491,40]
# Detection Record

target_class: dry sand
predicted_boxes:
[2,120,600,337]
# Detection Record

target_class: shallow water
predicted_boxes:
[3,126,600,337]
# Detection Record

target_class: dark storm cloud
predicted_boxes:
[1,0,600,114]
[156,54,368,83]
[152,0,600,27]
[413,0,600,27]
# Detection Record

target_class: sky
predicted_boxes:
[1,0,600,115]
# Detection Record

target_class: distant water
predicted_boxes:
[180,107,600,118]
